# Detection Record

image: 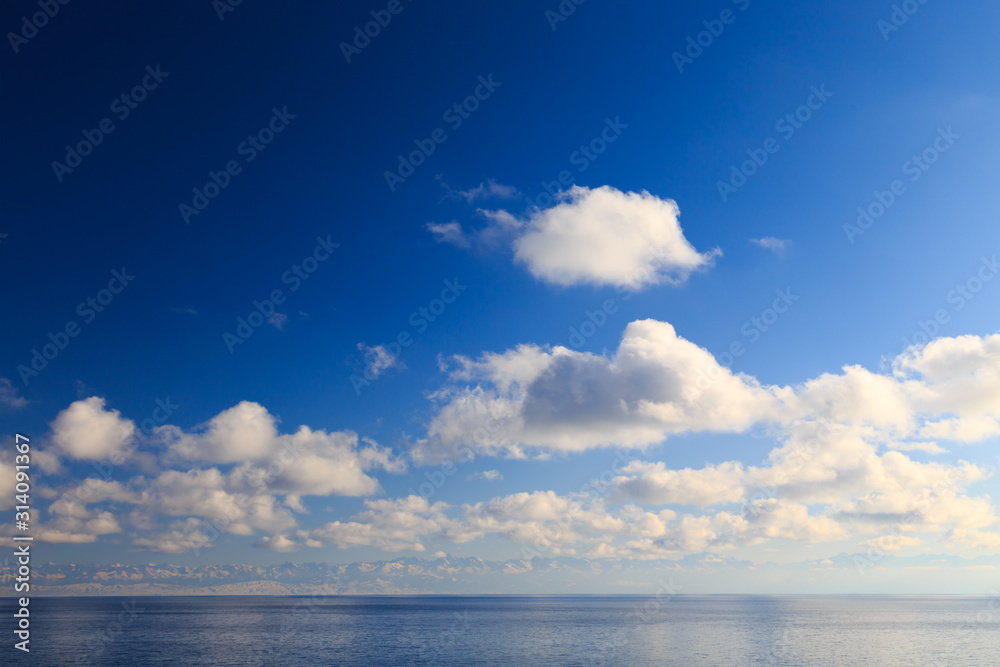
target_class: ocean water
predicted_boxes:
[2,595,998,666]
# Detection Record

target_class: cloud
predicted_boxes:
[160,401,278,463]
[429,185,718,289]
[426,221,470,248]
[419,323,1000,463]
[253,534,301,552]
[946,528,1000,550]
[859,535,922,552]
[357,343,405,378]
[438,176,520,203]
[895,333,1000,420]
[50,397,136,461]
[467,470,503,481]
[612,461,746,506]
[36,511,122,544]
[391,324,1000,556]
[35,400,407,550]
[130,519,214,554]
[294,488,850,557]
[268,312,289,330]
[509,186,719,288]
[750,237,791,253]
[155,401,404,497]
[0,378,27,409]
[414,319,777,462]
[887,441,948,454]
[304,496,451,552]
[28,328,1000,559]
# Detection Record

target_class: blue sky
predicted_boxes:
[3,0,1000,591]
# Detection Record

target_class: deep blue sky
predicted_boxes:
[3,1,1000,582]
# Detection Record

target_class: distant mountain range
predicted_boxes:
[2,552,999,596]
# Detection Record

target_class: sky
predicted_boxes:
[2,0,1000,592]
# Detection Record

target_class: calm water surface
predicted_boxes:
[2,595,997,666]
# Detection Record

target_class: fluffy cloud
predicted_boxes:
[419,322,1000,463]
[36,511,122,544]
[431,185,718,288]
[304,496,451,552]
[895,333,1000,423]
[414,320,778,462]
[36,400,406,550]
[50,397,136,461]
[612,461,746,506]
[155,402,404,497]
[160,401,277,462]
[30,327,1000,559]
[946,528,1000,550]
[130,519,214,554]
[227,428,397,498]
[294,489,850,558]
[393,324,1000,558]
[510,186,719,288]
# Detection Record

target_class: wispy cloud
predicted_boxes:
[750,237,791,254]
[358,343,404,377]
[268,312,289,331]
[426,221,471,249]
[437,176,520,203]
[467,470,503,481]
[0,377,27,409]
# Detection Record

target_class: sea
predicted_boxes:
[2,595,998,666]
